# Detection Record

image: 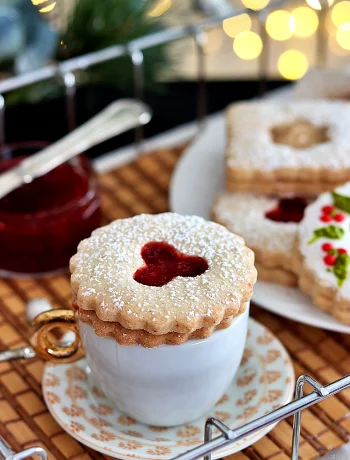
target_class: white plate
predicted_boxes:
[170,114,350,334]
[43,319,294,460]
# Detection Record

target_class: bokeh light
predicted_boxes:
[336,26,350,49]
[266,10,295,41]
[306,0,334,10]
[223,14,252,38]
[148,0,172,17]
[241,0,270,12]
[39,1,56,13]
[331,1,350,28]
[328,34,349,54]
[233,31,263,60]
[278,50,309,80]
[291,7,319,37]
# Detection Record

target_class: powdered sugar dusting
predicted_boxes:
[213,193,298,256]
[70,213,256,334]
[227,101,350,171]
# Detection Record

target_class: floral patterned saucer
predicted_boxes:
[43,318,294,460]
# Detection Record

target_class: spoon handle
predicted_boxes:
[0,346,36,362]
[0,99,151,200]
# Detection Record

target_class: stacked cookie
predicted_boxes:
[212,69,350,324]
[71,213,256,347]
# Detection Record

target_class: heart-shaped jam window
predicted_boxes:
[133,242,209,287]
[265,197,307,223]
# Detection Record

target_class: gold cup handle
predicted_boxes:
[29,309,84,363]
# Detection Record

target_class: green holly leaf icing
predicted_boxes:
[332,191,350,214]
[308,225,345,244]
[333,253,350,288]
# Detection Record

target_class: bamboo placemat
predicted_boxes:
[0,145,349,460]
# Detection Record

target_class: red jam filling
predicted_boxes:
[133,242,209,287]
[265,197,307,223]
[0,156,100,274]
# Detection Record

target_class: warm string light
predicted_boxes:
[39,2,56,13]
[336,27,350,50]
[233,31,263,60]
[328,34,349,54]
[331,1,350,27]
[221,2,347,71]
[31,0,56,12]
[327,1,350,50]
[306,0,334,10]
[278,50,309,80]
[223,14,252,38]
[266,10,295,41]
[222,13,260,60]
[291,7,319,37]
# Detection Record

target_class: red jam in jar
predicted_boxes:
[0,154,100,276]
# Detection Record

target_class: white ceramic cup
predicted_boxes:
[30,304,249,426]
[79,306,249,426]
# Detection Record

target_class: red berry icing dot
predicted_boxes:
[334,213,345,222]
[321,243,334,252]
[320,214,332,223]
[322,205,335,214]
[338,248,348,254]
[133,242,209,287]
[265,197,307,223]
[324,254,336,266]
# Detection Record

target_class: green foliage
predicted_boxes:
[332,190,350,214]
[6,0,170,105]
[59,0,169,90]
[333,252,350,287]
[308,225,345,244]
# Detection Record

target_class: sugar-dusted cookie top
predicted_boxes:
[70,213,257,335]
[298,182,350,293]
[226,100,350,172]
[213,192,307,257]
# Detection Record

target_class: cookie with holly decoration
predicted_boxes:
[295,183,350,324]
[212,192,308,286]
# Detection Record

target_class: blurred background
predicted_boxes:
[0,0,349,157]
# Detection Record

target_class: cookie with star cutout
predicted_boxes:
[225,100,350,197]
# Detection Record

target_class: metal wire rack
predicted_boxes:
[0,437,47,460]
[0,1,348,459]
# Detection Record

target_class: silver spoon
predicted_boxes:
[0,99,151,200]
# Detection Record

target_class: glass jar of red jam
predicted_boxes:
[0,143,101,277]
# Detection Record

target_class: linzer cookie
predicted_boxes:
[294,68,350,101]
[213,192,307,286]
[295,183,350,324]
[226,101,350,196]
[70,212,257,347]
